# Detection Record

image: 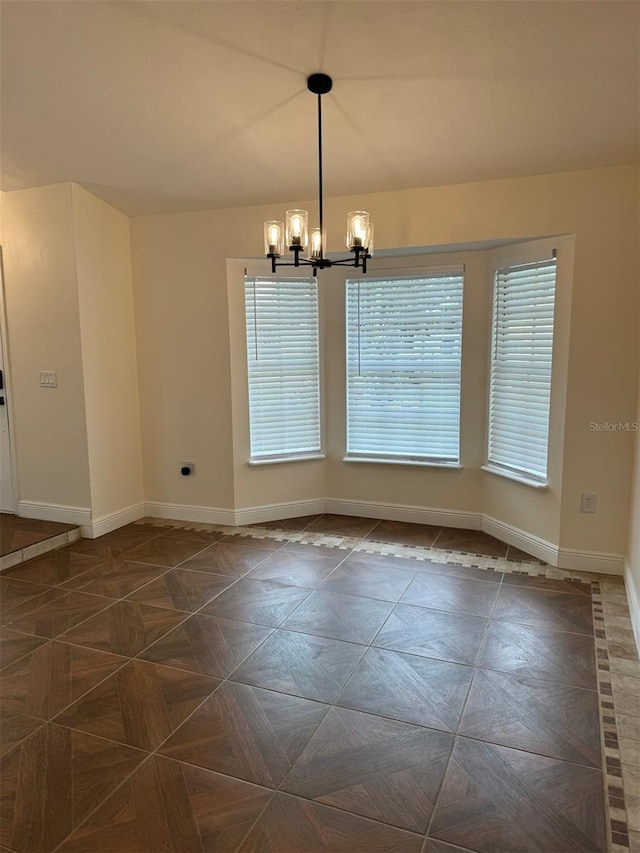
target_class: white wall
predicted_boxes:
[625,171,640,648]
[131,213,236,513]
[1,183,144,530]
[132,164,638,561]
[1,184,91,511]
[72,184,144,522]
[627,379,640,651]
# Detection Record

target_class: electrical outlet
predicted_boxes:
[39,371,57,388]
[580,492,597,514]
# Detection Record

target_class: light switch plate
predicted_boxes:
[39,371,57,388]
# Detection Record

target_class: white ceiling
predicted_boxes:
[1,0,638,216]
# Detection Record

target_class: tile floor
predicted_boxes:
[0,513,81,569]
[0,515,637,852]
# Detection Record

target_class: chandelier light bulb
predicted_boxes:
[346,211,370,251]
[264,220,284,257]
[310,228,324,259]
[286,209,308,249]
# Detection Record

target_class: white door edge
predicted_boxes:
[0,247,18,513]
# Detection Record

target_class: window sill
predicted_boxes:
[248,453,326,466]
[343,456,462,470]
[482,464,549,490]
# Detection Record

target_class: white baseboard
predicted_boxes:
[82,503,146,539]
[18,500,147,540]
[18,501,91,527]
[557,547,625,575]
[624,560,640,657]
[143,497,480,531]
[234,499,325,527]
[324,498,482,530]
[144,501,236,527]
[483,515,624,574]
[135,497,624,577]
[482,515,558,565]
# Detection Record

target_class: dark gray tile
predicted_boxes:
[281,590,394,645]
[458,669,601,767]
[374,604,487,666]
[232,629,366,703]
[478,620,597,688]
[400,573,499,618]
[337,647,472,731]
[200,579,311,627]
[320,556,416,602]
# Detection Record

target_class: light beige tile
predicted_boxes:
[623,763,640,797]
[539,566,569,579]
[21,534,69,561]
[604,592,633,607]
[609,805,627,824]
[570,569,600,583]
[600,577,626,592]
[606,615,635,632]
[613,674,640,696]
[618,714,640,742]
[615,693,640,717]
[631,830,640,853]
[628,795,640,832]
[0,551,23,571]
[608,640,640,661]
[609,805,627,823]
[605,602,632,618]
[611,658,640,679]
[607,633,636,653]
[621,738,640,767]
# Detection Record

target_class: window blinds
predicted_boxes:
[244,277,321,460]
[488,258,557,482]
[346,271,464,463]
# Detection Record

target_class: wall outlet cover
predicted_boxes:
[580,492,597,513]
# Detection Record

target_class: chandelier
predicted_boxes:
[264,73,374,276]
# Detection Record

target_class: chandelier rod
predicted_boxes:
[316,92,324,262]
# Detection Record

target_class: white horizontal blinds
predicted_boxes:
[244,277,321,459]
[488,258,557,481]
[346,271,464,462]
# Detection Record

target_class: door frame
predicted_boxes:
[0,246,19,513]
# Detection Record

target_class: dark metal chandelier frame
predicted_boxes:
[264,73,373,276]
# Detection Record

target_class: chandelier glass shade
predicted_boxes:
[263,73,374,275]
